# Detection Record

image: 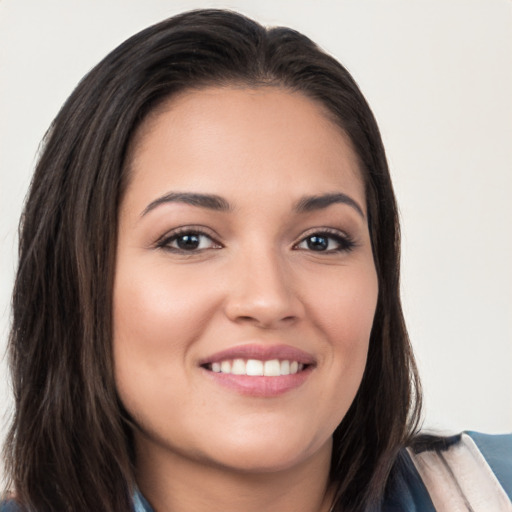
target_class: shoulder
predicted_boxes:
[464,430,512,498]
[0,491,153,512]
[0,501,22,512]
[382,431,512,511]
[133,489,154,512]
[1,492,153,512]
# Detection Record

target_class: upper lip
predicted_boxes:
[198,344,316,366]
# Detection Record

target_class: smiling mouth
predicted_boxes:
[202,359,309,376]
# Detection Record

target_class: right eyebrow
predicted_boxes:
[140,192,232,217]
[294,192,365,219]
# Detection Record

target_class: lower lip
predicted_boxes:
[202,367,313,397]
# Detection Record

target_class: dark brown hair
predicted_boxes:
[3,9,421,511]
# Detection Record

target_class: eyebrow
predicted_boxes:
[141,192,231,217]
[294,193,365,218]
[141,191,364,218]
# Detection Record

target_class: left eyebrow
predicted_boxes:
[141,192,232,217]
[294,193,365,218]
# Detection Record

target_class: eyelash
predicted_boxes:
[156,227,356,254]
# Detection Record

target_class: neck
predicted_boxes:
[135,437,335,512]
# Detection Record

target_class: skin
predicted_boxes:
[113,87,379,512]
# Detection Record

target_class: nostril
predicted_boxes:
[231,313,299,329]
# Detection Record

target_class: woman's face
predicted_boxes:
[113,87,378,474]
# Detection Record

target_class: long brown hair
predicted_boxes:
[3,9,421,511]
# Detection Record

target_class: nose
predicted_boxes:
[223,247,304,329]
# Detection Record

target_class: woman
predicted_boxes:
[1,9,510,512]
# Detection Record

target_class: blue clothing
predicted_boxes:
[2,432,511,511]
[469,431,512,500]
[0,503,18,512]
[133,491,153,512]
[381,431,512,511]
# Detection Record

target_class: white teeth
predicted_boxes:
[231,359,246,375]
[263,359,280,376]
[246,359,264,376]
[280,360,290,375]
[209,358,306,376]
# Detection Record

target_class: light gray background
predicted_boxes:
[1,0,511,481]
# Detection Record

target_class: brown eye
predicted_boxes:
[175,233,202,250]
[159,231,220,252]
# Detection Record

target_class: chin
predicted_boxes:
[198,428,333,474]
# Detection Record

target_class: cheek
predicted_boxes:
[112,260,219,400]
[309,265,378,344]
[114,260,215,349]
[304,263,378,387]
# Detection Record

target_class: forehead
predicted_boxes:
[125,86,366,212]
